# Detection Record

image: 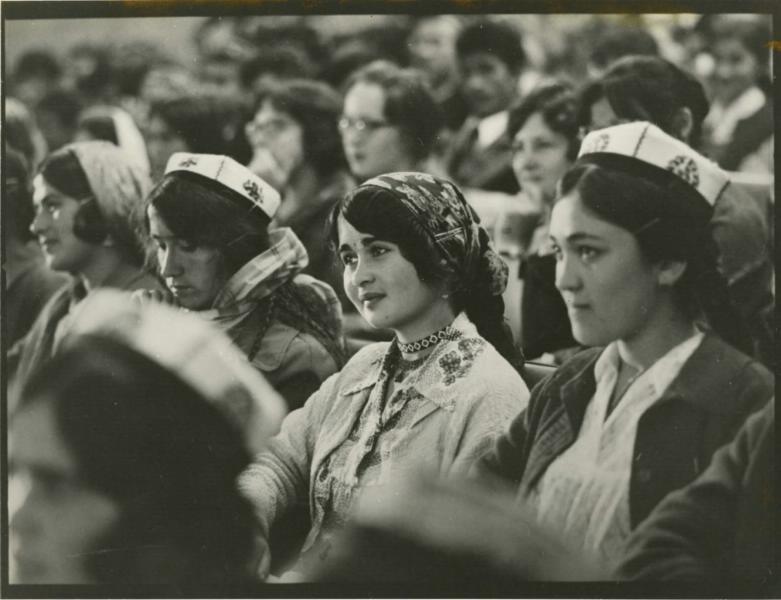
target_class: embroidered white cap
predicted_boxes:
[165,152,281,219]
[578,121,730,207]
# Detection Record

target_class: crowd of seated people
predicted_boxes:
[5,12,775,593]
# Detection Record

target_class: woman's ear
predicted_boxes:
[656,259,687,287]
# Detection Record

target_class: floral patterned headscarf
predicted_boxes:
[360,172,508,296]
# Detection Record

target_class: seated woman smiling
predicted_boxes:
[240,172,528,579]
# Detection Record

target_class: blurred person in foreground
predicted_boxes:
[9,290,285,584]
[578,55,774,366]
[7,141,164,409]
[137,153,345,411]
[239,172,526,581]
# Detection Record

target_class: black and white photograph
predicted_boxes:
[2,1,777,596]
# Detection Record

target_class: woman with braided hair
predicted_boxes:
[239,171,528,580]
[475,122,772,572]
[138,152,345,411]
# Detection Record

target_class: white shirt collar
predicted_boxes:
[476,110,509,149]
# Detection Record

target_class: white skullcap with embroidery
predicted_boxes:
[58,289,287,454]
[578,121,730,207]
[165,152,281,219]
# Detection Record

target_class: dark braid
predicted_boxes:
[246,281,346,368]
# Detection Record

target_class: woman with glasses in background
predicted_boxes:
[245,79,354,310]
[339,60,444,183]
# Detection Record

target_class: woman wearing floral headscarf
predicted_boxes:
[8,141,164,409]
[240,172,528,580]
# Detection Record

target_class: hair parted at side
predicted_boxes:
[18,335,260,584]
[329,181,523,372]
[507,81,580,161]
[253,78,347,177]
[558,161,751,354]
[145,170,271,277]
[344,60,443,163]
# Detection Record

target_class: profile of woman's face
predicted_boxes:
[511,111,573,202]
[337,214,451,343]
[340,82,415,181]
[9,399,120,584]
[147,205,228,310]
[30,175,96,274]
[549,192,666,348]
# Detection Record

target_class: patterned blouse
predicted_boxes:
[240,312,528,573]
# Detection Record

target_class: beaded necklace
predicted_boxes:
[397,324,456,354]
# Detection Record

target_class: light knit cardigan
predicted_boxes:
[240,312,529,560]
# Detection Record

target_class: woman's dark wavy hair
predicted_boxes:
[18,336,261,584]
[144,170,271,277]
[558,160,752,355]
[507,80,580,161]
[252,78,347,178]
[343,60,443,163]
[578,56,710,150]
[329,184,523,371]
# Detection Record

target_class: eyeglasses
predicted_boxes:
[338,116,392,133]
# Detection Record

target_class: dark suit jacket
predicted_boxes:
[476,334,773,529]
[445,119,520,194]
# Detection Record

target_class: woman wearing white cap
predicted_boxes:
[138,153,345,411]
[475,122,773,571]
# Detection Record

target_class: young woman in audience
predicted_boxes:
[240,172,527,579]
[476,122,773,571]
[245,78,354,308]
[506,81,581,361]
[8,141,163,407]
[9,291,286,585]
[339,60,444,183]
[138,152,345,411]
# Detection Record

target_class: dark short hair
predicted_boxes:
[12,48,62,83]
[76,106,119,145]
[455,19,526,73]
[507,81,580,161]
[253,78,347,176]
[344,60,443,162]
[147,93,247,159]
[145,170,270,277]
[240,47,316,89]
[578,56,710,149]
[558,160,749,353]
[588,23,659,71]
[18,335,260,584]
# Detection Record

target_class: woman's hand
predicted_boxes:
[248,147,287,192]
[130,288,180,308]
